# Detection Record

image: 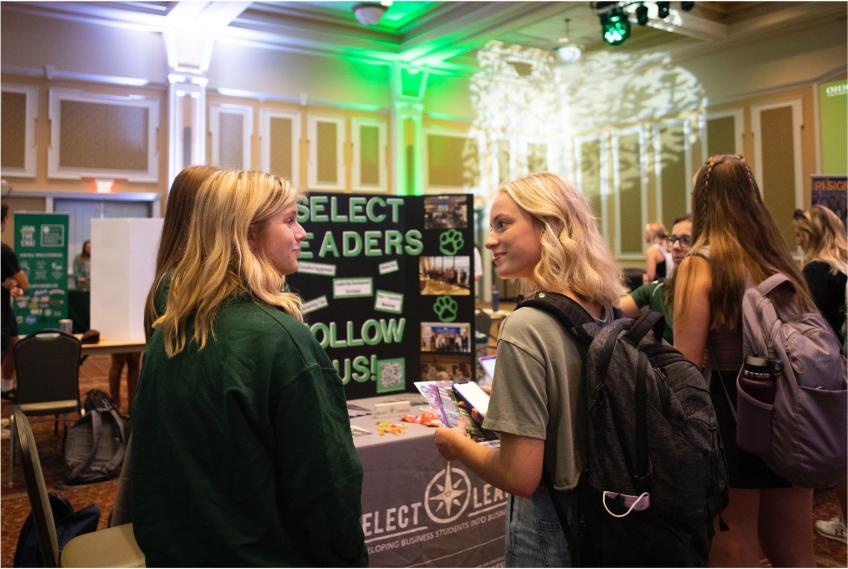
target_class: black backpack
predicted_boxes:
[518,292,728,567]
[63,389,130,485]
[13,494,100,567]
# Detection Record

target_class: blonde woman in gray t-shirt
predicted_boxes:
[435,172,623,566]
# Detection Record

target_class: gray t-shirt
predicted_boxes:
[483,304,611,491]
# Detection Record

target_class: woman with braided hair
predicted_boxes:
[674,154,815,566]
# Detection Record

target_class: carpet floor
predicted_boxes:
[1,354,846,567]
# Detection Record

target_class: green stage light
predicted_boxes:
[601,8,631,45]
[657,1,671,18]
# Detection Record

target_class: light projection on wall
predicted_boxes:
[466,40,707,255]
[467,41,566,207]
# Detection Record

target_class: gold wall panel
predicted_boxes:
[359,124,380,185]
[707,116,737,157]
[760,106,796,248]
[658,123,688,228]
[316,121,338,184]
[618,133,642,255]
[270,116,293,180]
[580,140,604,237]
[59,101,148,170]
[219,112,244,169]
[428,134,468,187]
[1,92,26,168]
[528,142,547,174]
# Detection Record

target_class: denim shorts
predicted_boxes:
[504,485,579,568]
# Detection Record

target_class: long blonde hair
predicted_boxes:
[144,165,218,338]
[793,206,848,276]
[156,170,303,357]
[499,172,624,306]
[683,154,812,329]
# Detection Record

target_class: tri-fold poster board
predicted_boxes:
[288,193,477,399]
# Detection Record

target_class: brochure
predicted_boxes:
[414,380,498,445]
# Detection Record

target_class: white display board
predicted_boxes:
[90,218,162,341]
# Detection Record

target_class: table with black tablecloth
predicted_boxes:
[349,395,507,567]
[67,289,90,333]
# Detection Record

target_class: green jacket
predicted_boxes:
[131,295,368,567]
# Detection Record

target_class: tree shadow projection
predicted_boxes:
[464,42,708,211]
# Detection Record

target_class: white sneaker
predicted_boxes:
[815,516,847,544]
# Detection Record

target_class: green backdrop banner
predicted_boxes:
[819,79,847,175]
[13,212,70,335]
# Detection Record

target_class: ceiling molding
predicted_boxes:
[4,1,845,78]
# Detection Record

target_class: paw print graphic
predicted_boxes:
[433,295,459,322]
[439,229,464,256]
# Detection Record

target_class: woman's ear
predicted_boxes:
[247,225,259,252]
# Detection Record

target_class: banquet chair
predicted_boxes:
[9,330,82,485]
[475,311,492,339]
[12,407,146,567]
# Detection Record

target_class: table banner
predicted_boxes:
[353,404,507,567]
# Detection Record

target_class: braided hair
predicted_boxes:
[684,154,812,329]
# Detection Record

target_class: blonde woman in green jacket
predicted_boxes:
[132,170,368,567]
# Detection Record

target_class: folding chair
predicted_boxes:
[12,407,145,567]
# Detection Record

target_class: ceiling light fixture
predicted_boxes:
[592,1,690,46]
[600,6,631,46]
[353,2,388,26]
[554,18,582,63]
[635,3,649,25]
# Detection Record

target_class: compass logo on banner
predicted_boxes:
[424,463,472,523]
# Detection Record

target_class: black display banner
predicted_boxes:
[288,193,476,400]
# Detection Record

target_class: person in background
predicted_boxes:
[792,205,847,544]
[674,154,815,567]
[73,239,91,290]
[143,165,218,339]
[108,353,139,413]
[792,206,847,347]
[619,214,692,343]
[132,170,367,566]
[643,221,671,283]
[434,172,623,566]
[1,204,29,400]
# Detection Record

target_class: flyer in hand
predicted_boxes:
[414,380,498,444]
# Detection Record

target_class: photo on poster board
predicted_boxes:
[420,353,473,382]
[419,256,471,295]
[420,322,471,353]
[424,195,468,229]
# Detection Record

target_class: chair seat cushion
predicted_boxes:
[60,523,145,567]
[19,400,78,415]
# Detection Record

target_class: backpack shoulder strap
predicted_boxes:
[517,291,595,348]
[623,308,665,346]
[757,272,792,296]
[102,409,128,473]
[68,411,104,481]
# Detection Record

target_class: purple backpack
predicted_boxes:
[734,272,847,488]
